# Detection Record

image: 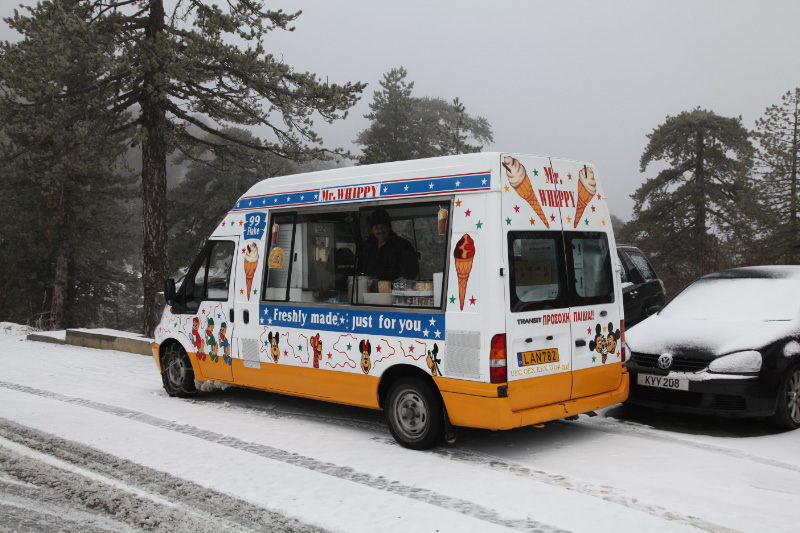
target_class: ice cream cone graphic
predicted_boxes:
[453,234,475,310]
[503,156,549,228]
[574,166,597,228]
[244,243,259,300]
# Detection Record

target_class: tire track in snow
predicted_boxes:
[0,421,326,533]
[553,417,800,474]
[0,382,564,533]
[370,436,740,533]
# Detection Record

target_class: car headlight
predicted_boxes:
[708,351,762,373]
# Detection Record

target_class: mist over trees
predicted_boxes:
[1,0,364,335]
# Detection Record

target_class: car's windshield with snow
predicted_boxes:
[660,278,800,321]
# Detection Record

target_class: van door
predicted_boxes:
[501,154,572,409]
[180,237,238,382]
[549,159,623,398]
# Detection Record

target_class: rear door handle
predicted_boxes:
[575,339,586,347]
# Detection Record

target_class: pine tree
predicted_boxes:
[0,0,137,330]
[753,88,800,264]
[631,108,754,292]
[2,1,365,335]
[356,68,493,164]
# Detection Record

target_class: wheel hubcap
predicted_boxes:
[787,371,800,423]
[395,389,428,439]
[166,355,186,388]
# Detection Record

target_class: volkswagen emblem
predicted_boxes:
[658,353,673,370]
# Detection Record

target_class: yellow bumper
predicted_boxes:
[436,369,629,430]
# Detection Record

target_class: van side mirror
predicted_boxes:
[164,278,177,306]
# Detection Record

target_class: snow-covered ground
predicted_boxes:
[1,325,798,532]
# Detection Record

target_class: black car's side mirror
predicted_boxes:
[163,278,177,306]
[646,305,663,316]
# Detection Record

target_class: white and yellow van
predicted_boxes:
[154,152,629,449]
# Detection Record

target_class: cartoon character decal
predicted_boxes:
[191,317,206,361]
[219,322,231,365]
[589,322,621,364]
[206,317,218,363]
[426,343,441,377]
[359,339,371,374]
[310,333,322,369]
[268,331,280,363]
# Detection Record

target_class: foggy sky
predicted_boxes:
[2,0,798,220]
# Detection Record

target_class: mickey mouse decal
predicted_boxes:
[267,331,280,363]
[589,322,621,364]
[359,339,371,375]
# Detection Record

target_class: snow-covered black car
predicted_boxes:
[617,245,665,328]
[625,266,800,429]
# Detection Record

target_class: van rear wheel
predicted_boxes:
[386,377,443,450]
[161,344,197,398]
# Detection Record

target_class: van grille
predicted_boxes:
[444,330,481,380]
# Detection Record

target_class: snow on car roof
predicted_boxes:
[703,265,800,280]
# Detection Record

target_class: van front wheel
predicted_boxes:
[386,377,443,450]
[161,344,197,398]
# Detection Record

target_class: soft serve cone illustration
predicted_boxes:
[504,156,549,228]
[574,166,597,227]
[453,234,475,310]
[244,243,259,300]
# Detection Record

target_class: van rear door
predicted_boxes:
[548,159,623,399]
[501,154,572,410]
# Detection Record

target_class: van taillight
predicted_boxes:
[620,320,626,363]
[490,334,507,383]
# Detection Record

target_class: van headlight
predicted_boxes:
[708,351,762,373]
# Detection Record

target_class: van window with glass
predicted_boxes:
[507,232,568,312]
[187,240,235,303]
[566,232,614,306]
[262,201,449,309]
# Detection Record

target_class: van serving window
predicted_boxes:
[262,200,449,309]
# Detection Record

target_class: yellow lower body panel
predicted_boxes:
[437,367,629,430]
[230,358,381,410]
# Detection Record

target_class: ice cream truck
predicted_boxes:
[154,152,629,449]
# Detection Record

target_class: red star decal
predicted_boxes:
[222,222,226,226]
[469,296,477,305]
[327,352,332,359]
[376,345,382,352]
[597,194,602,200]
[550,214,556,222]
[240,289,244,294]
[239,220,244,226]
[591,206,596,212]
[242,248,246,253]
[409,345,415,353]
[284,349,288,356]
[455,199,462,207]
[568,173,573,180]
[465,208,472,217]
[529,218,536,225]
[587,328,592,334]
[514,205,520,213]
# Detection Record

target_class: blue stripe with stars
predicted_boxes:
[230,171,492,212]
[380,172,491,198]
[260,304,445,341]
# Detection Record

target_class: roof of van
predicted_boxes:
[240,152,504,198]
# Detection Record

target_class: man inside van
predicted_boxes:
[360,209,419,281]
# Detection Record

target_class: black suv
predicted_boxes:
[617,245,665,328]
